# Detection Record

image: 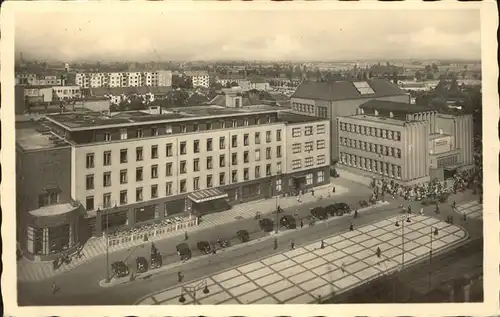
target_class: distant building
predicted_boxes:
[16,73,64,86]
[185,70,210,88]
[90,86,172,105]
[291,79,409,162]
[75,71,173,89]
[249,78,271,91]
[336,100,474,185]
[52,86,82,101]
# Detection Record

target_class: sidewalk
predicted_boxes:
[17,181,346,282]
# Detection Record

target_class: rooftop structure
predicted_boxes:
[16,120,71,151]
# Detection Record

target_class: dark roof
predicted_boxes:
[90,86,172,97]
[277,112,325,124]
[292,78,406,101]
[359,99,435,114]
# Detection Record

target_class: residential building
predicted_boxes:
[249,79,271,91]
[336,100,474,185]
[24,86,54,103]
[90,86,171,105]
[185,71,210,88]
[16,105,329,259]
[16,73,64,86]
[75,71,173,89]
[291,78,409,162]
[52,86,82,101]
[156,70,173,87]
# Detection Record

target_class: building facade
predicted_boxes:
[52,86,82,101]
[185,71,210,88]
[336,100,474,185]
[291,79,410,163]
[16,106,329,259]
[75,71,173,89]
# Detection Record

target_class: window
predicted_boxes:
[266,131,271,143]
[244,151,249,163]
[231,170,238,183]
[136,167,143,181]
[86,196,94,211]
[104,132,111,142]
[255,166,261,178]
[206,138,213,151]
[219,154,226,168]
[151,165,158,178]
[151,185,158,198]
[193,159,200,172]
[244,134,249,146]
[180,142,187,155]
[207,123,212,130]
[103,151,112,166]
[180,161,187,174]
[255,132,261,144]
[266,147,271,160]
[180,125,187,133]
[244,168,249,181]
[151,127,158,136]
[206,175,213,188]
[166,182,173,196]
[120,190,127,205]
[86,174,94,190]
[86,153,95,168]
[276,178,282,193]
[255,149,261,161]
[256,118,261,125]
[305,126,313,136]
[277,161,282,174]
[316,124,325,134]
[165,125,172,134]
[267,117,272,123]
[103,172,111,187]
[305,141,313,152]
[193,124,199,132]
[292,143,301,154]
[151,145,158,159]
[276,129,282,142]
[38,191,60,207]
[306,173,313,185]
[232,120,237,128]
[206,156,213,169]
[120,128,128,140]
[219,137,226,150]
[136,187,143,202]
[317,171,325,183]
[180,180,187,193]
[136,147,143,161]
[292,159,302,170]
[119,169,128,184]
[194,140,200,153]
[317,155,326,165]
[316,140,325,149]
[292,128,301,137]
[232,135,238,148]
[266,164,271,176]
[165,143,173,157]
[136,129,143,138]
[103,193,111,208]
[305,157,314,168]
[164,163,172,176]
[244,119,249,126]
[232,153,238,165]
[219,172,226,186]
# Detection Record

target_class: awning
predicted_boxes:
[291,175,306,180]
[188,188,228,204]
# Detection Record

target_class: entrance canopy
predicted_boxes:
[188,188,228,204]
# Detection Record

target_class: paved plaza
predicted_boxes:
[138,215,468,305]
[455,200,482,220]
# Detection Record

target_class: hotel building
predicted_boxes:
[336,100,474,185]
[16,104,329,260]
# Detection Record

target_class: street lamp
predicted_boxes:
[179,279,209,305]
[428,226,439,290]
[275,172,282,234]
[395,213,412,270]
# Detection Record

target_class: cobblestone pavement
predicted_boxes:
[137,214,468,305]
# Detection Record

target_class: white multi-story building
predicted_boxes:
[185,71,210,88]
[157,70,173,87]
[52,86,82,100]
[75,71,173,89]
[127,72,143,87]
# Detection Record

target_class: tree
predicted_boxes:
[415,71,423,81]
[426,72,434,80]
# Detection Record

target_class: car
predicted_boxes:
[259,218,275,232]
[333,202,350,214]
[111,261,129,278]
[197,241,212,254]
[237,230,250,242]
[150,252,162,269]
[176,243,192,261]
[280,215,297,229]
[136,256,149,273]
[310,206,328,220]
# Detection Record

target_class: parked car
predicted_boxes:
[259,218,275,232]
[176,243,192,261]
[136,256,148,273]
[197,241,212,254]
[333,202,351,214]
[280,215,297,229]
[150,252,162,269]
[310,207,328,220]
[111,261,129,278]
[237,230,250,243]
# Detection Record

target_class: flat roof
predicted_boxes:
[341,114,407,126]
[277,112,327,124]
[360,99,436,114]
[16,120,71,151]
[44,104,289,131]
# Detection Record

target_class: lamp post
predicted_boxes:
[275,172,282,234]
[428,226,439,290]
[179,279,210,305]
[393,213,411,302]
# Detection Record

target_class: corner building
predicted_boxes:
[16,105,330,259]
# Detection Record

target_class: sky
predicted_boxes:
[14,9,481,62]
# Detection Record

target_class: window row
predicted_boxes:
[339,122,401,141]
[339,152,402,179]
[291,124,326,138]
[291,155,326,170]
[339,137,402,158]
[292,103,315,114]
[292,140,326,154]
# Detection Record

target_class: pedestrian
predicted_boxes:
[311,189,315,196]
[349,223,354,231]
[290,240,295,250]
[463,213,467,222]
[332,186,336,193]
[184,231,188,241]
[178,271,184,283]
[419,208,424,216]
[452,201,456,210]
[341,262,346,274]
[408,205,412,214]
[300,219,304,228]
[320,240,325,249]
[52,281,57,294]
[273,238,278,250]
[354,209,358,218]
[376,247,381,258]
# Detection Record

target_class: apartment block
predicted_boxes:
[75,71,173,89]
[185,71,210,88]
